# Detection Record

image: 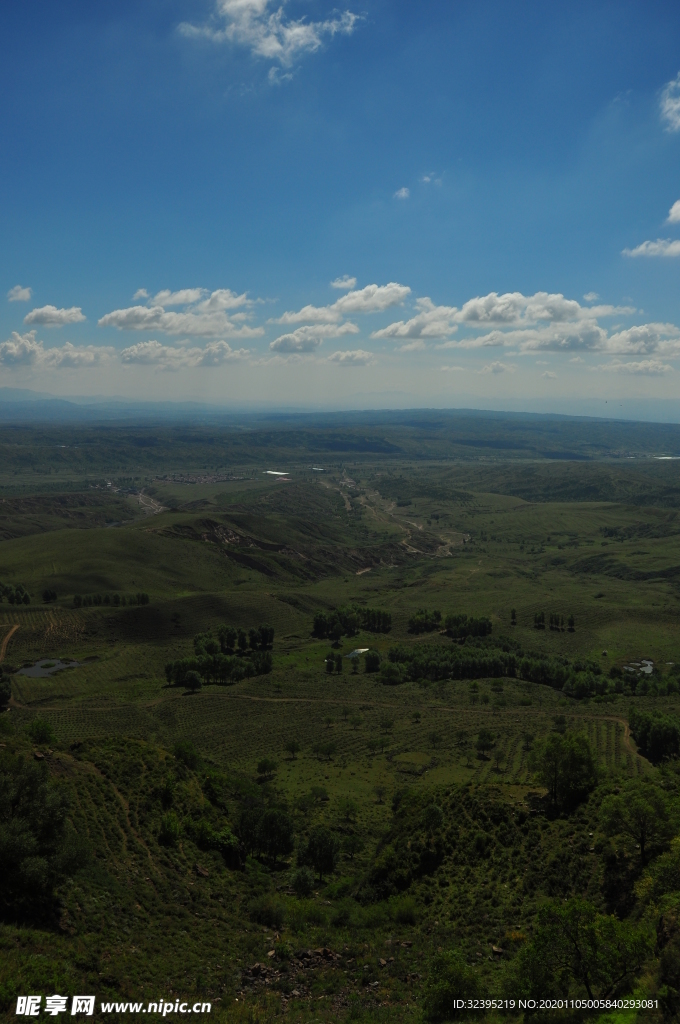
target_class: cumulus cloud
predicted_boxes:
[397,340,426,352]
[133,288,149,300]
[7,285,31,302]
[331,275,357,290]
[583,292,599,302]
[327,349,374,365]
[541,370,557,379]
[661,72,680,132]
[440,364,464,372]
[24,305,86,327]
[0,331,112,368]
[454,290,624,326]
[623,239,680,257]
[479,361,515,375]
[179,0,361,69]
[372,297,458,341]
[270,322,358,353]
[597,359,673,375]
[120,339,249,370]
[277,282,410,324]
[668,201,680,224]
[99,288,260,338]
[394,187,410,199]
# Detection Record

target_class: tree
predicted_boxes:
[324,715,334,729]
[509,898,652,1000]
[28,719,54,745]
[529,732,597,810]
[184,670,202,693]
[413,711,421,724]
[257,757,277,779]
[257,809,294,865]
[0,751,87,918]
[522,731,534,752]
[601,778,671,864]
[0,676,10,709]
[375,784,386,804]
[351,658,359,675]
[335,653,343,674]
[476,728,494,757]
[292,866,314,896]
[350,714,362,730]
[237,629,248,653]
[285,739,300,760]
[428,731,442,749]
[511,608,516,625]
[364,650,381,673]
[302,825,339,881]
[325,655,334,674]
[341,706,349,721]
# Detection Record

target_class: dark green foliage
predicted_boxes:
[0,751,86,919]
[629,707,680,763]
[292,866,315,896]
[184,670,202,692]
[408,609,441,634]
[0,583,30,605]
[42,589,57,603]
[166,626,273,687]
[0,677,11,709]
[443,613,492,639]
[476,728,494,755]
[601,778,671,863]
[300,825,339,881]
[529,732,597,810]
[313,605,391,639]
[187,818,241,867]
[173,740,200,770]
[423,951,480,1021]
[158,812,180,845]
[28,719,54,744]
[509,897,652,999]
[249,894,285,929]
[257,808,294,865]
[534,611,545,629]
[257,757,277,778]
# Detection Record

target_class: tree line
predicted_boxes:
[0,582,30,605]
[407,609,492,638]
[73,592,149,608]
[312,604,392,642]
[164,624,274,690]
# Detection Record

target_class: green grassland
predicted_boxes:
[3,419,680,1023]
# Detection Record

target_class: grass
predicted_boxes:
[3,423,680,1020]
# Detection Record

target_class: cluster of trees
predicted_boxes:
[0,673,11,709]
[313,605,391,642]
[73,592,149,608]
[408,609,492,638]
[165,625,274,690]
[528,732,597,810]
[42,589,57,604]
[0,583,30,605]
[629,707,680,764]
[534,611,575,631]
[325,650,381,674]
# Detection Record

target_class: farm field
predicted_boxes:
[3,413,680,1023]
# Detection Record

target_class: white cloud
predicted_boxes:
[327,349,374,365]
[270,322,358,353]
[372,297,458,341]
[0,331,112,368]
[623,238,680,257]
[331,275,357,290]
[440,364,464,372]
[24,305,86,327]
[277,282,411,324]
[604,323,680,355]
[479,361,515,375]
[99,288,260,338]
[541,370,557,379]
[668,201,680,224]
[394,187,410,199]
[133,288,149,300]
[179,0,361,69]
[397,340,426,352]
[120,339,249,370]
[597,359,673,375]
[661,72,680,132]
[454,290,624,326]
[152,288,206,306]
[7,285,31,302]
[583,292,599,302]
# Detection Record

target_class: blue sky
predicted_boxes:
[3,1,680,413]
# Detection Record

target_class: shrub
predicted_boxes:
[28,719,54,745]
[159,812,180,846]
[423,951,480,1021]
[292,866,315,896]
[392,897,417,925]
[249,894,285,929]
[174,740,200,770]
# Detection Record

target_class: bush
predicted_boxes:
[292,866,315,896]
[28,719,54,745]
[423,951,480,1021]
[42,589,57,604]
[249,894,285,929]
[159,812,180,846]
[392,897,417,925]
[364,650,381,673]
[174,740,200,770]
